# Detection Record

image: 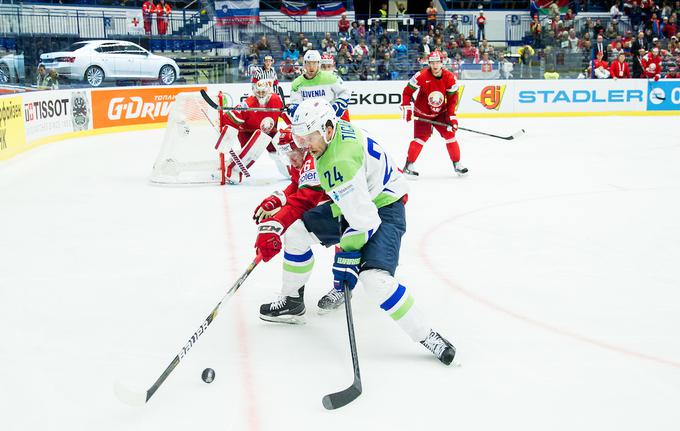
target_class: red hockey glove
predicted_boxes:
[253,190,286,224]
[447,115,458,133]
[401,104,413,122]
[254,220,284,262]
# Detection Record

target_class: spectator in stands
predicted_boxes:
[467,29,477,46]
[462,40,479,63]
[611,3,622,22]
[630,3,643,31]
[518,44,535,78]
[358,20,367,40]
[605,23,618,40]
[477,10,486,41]
[355,39,369,57]
[156,0,171,36]
[593,18,604,37]
[592,51,611,78]
[36,64,47,88]
[568,29,580,53]
[392,37,408,59]
[338,13,351,39]
[498,53,513,79]
[651,13,662,38]
[426,1,437,30]
[478,39,490,55]
[594,34,607,60]
[544,29,557,48]
[283,43,300,63]
[610,41,625,59]
[564,8,575,28]
[410,28,422,44]
[632,31,648,53]
[531,15,542,48]
[325,40,338,56]
[663,15,678,38]
[339,38,354,55]
[445,15,459,37]
[419,38,431,57]
[610,52,631,78]
[378,3,388,26]
[142,0,155,36]
[441,50,453,70]
[336,56,350,78]
[302,42,313,57]
[256,36,271,53]
[548,0,560,17]
[44,69,59,89]
[350,22,361,43]
[279,58,298,81]
[249,43,260,58]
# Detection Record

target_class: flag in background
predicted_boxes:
[215,0,260,25]
[316,1,346,17]
[280,1,309,16]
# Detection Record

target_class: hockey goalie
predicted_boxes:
[150,81,289,185]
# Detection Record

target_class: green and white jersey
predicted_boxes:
[314,120,408,252]
[290,71,350,116]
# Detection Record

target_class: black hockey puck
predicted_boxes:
[201,368,215,384]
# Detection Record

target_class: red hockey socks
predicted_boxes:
[407,140,424,163]
[446,140,461,163]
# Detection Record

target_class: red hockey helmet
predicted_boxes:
[275,125,306,169]
[428,51,442,63]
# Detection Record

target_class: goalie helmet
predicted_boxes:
[291,98,338,145]
[253,79,272,105]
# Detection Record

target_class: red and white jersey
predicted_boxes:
[272,153,329,230]
[221,94,285,137]
[642,53,662,78]
[403,67,459,119]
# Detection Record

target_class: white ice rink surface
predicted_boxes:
[2,116,680,431]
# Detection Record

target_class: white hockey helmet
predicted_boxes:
[303,49,322,63]
[291,98,338,145]
[253,79,272,105]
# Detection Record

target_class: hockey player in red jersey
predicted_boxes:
[401,51,467,177]
[641,47,662,80]
[217,80,290,183]
[252,127,345,321]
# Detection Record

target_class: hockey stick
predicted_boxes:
[414,116,525,141]
[200,89,285,112]
[114,254,263,406]
[323,219,362,410]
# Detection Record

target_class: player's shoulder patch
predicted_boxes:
[408,71,421,88]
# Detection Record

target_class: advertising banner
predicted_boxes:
[91,86,205,129]
[0,95,26,161]
[23,89,91,143]
[646,80,680,111]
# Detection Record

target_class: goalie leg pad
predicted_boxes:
[222,129,272,183]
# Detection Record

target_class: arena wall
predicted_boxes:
[1,79,679,161]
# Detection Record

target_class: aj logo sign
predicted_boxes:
[473,85,506,111]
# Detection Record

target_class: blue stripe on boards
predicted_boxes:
[284,249,313,263]
[380,284,406,311]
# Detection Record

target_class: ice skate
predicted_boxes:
[453,161,468,176]
[403,161,419,178]
[317,287,345,314]
[420,330,456,365]
[259,287,306,324]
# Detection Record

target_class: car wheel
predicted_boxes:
[159,65,176,85]
[85,66,105,87]
[0,63,10,84]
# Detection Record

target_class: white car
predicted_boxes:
[40,40,180,87]
[0,53,25,84]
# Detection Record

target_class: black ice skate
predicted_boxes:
[453,161,468,176]
[259,287,306,324]
[317,287,345,314]
[420,330,456,365]
[403,161,419,178]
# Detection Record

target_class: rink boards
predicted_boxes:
[1,79,679,161]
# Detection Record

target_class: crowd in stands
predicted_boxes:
[141,0,172,36]
[240,1,680,82]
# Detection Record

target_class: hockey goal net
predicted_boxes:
[150,91,226,185]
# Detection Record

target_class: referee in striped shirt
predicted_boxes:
[251,54,279,93]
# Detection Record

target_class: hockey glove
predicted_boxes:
[254,220,284,262]
[332,251,361,292]
[253,190,286,224]
[287,103,299,117]
[446,115,458,133]
[401,104,413,122]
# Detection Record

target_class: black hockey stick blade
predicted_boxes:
[200,89,219,110]
[322,285,362,410]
